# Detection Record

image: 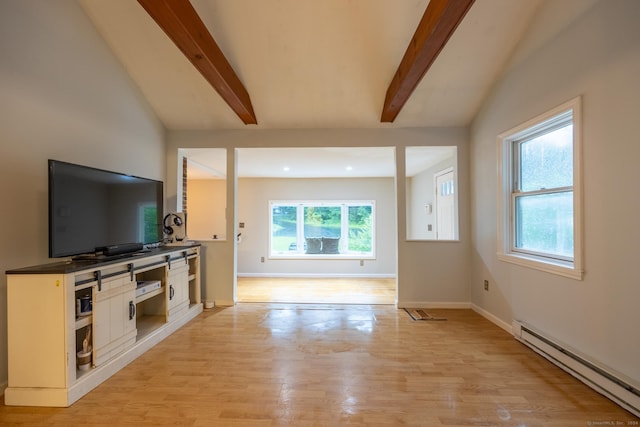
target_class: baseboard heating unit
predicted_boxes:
[512,321,640,417]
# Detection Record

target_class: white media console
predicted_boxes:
[5,244,202,407]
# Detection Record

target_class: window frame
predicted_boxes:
[497,97,583,280]
[269,200,376,259]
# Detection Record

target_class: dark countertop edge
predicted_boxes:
[6,243,201,275]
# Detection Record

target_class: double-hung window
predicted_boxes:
[270,200,375,258]
[498,97,583,279]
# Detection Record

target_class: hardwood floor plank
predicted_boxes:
[0,304,637,425]
[237,277,396,304]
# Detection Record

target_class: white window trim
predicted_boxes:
[269,200,376,259]
[497,97,583,280]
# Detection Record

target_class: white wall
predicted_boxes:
[237,177,396,276]
[407,157,455,240]
[470,0,640,384]
[0,0,165,386]
[167,128,470,307]
[187,178,227,240]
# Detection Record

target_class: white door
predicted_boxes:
[435,169,455,240]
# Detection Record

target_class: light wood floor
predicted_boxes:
[237,277,396,304]
[1,304,636,425]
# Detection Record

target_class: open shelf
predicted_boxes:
[75,315,92,330]
[135,287,163,304]
[136,315,165,340]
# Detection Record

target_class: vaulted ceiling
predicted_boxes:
[78,0,551,130]
[77,0,596,178]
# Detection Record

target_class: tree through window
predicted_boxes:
[270,201,375,258]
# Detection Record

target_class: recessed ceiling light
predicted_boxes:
[346,166,353,171]
[283,166,290,172]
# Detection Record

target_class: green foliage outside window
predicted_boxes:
[143,206,159,243]
[304,206,341,238]
[348,206,372,252]
[271,202,374,255]
[272,206,297,251]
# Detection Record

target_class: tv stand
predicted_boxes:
[5,244,202,407]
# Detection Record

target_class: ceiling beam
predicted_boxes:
[137,0,257,125]
[381,0,475,123]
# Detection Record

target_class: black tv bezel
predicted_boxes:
[48,159,164,259]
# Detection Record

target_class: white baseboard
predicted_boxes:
[471,303,512,333]
[396,301,471,309]
[237,273,396,279]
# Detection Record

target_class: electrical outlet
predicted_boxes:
[359,260,364,267]
[260,256,265,263]
[484,280,489,291]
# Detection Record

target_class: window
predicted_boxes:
[270,201,375,258]
[497,97,583,279]
[139,204,160,244]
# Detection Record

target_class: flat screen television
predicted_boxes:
[48,160,164,258]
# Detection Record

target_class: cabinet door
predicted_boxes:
[167,265,189,319]
[93,277,137,366]
[109,286,137,344]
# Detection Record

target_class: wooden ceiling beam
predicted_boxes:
[381,0,475,122]
[137,0,257,125]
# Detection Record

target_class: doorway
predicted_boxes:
[236,147,397,305]
[435,167,455,240]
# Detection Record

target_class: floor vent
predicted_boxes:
[512,321,640,418]
[404,308,447,321]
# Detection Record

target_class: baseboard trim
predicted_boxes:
[396,301,471,309]
[237,273,396,279]
[471,304,512,333]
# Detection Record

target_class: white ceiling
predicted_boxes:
[182,146,456,179]
[77,0,597,177]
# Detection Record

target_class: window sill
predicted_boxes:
[497,252,583,280]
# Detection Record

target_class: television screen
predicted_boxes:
[48,160,164,258]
